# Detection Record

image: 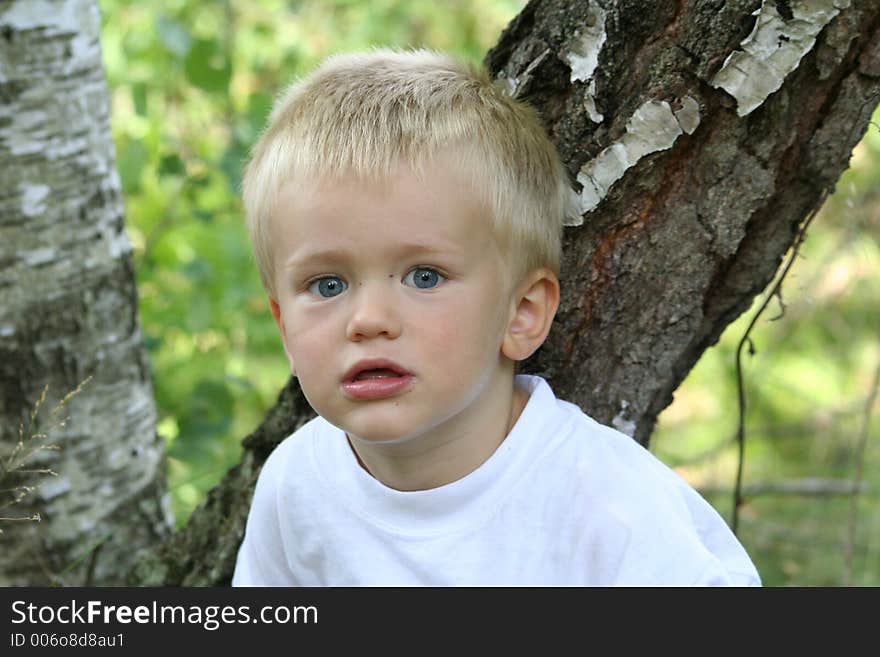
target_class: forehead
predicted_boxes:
[270,158,497,263]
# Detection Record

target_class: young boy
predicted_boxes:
[232,49,761,586]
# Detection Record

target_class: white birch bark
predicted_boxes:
[0,0,171,585]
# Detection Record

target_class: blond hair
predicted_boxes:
[243,48,569,297]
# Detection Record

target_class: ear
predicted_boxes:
[269,298,297,376]
[501,268,560,362]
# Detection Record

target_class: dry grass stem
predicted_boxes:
[0,377,92,534]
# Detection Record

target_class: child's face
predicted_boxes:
[268,159,520,447]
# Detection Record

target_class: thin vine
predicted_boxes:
[731,197,826,535]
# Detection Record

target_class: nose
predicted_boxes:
[345,280,402,341]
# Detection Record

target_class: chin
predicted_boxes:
[345,422,418,445]
[342,408,435,445]
[328,396,452,445]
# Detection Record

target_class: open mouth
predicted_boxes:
[344,359,411,383]
[351,368,406,381]
[342,361,414,400]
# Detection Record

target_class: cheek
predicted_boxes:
[420,310,497,366]
[410,306,456,345]
[284,311,332,362]
[433,322,463,358]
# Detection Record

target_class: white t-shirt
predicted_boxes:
[233,375,760,586]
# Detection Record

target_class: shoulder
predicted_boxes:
[514,376,680,505]
[232,415,333,586]
[257,415,326,479]
[522,377,760,585]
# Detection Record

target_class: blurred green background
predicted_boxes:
[98,0,879,586]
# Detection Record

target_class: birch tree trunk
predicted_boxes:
[129,0,880,585]
[0,0,171,585]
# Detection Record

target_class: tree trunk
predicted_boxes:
[488,0,880,445]
[0,0,171,585]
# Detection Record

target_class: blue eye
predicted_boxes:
[308,276,347,298]
[404,267,445,289]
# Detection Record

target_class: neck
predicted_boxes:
[346,372,529,492]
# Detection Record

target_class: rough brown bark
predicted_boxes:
[488,0,880,444]
[0,0,171,585]
[131,0,880,585]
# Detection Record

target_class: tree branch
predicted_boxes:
[702,477,866,498]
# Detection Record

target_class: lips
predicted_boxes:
[341,358,414,400]
[343,358,412,383]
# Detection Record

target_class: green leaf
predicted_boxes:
[185,295,213,332]
[182,259,212,282]
[184,39,231,94]
[170,379,234,461]
[159,153,185,176]
[142,330,162,353]
[117,139,148,194]
[246,92,272,136]
[132,83,148,116]
[156,15,192,58]
[193,209,214,223]
[219,143,246,193]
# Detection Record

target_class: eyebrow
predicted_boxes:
[283,242,460,271]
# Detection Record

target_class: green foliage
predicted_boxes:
[99,0,526,526]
